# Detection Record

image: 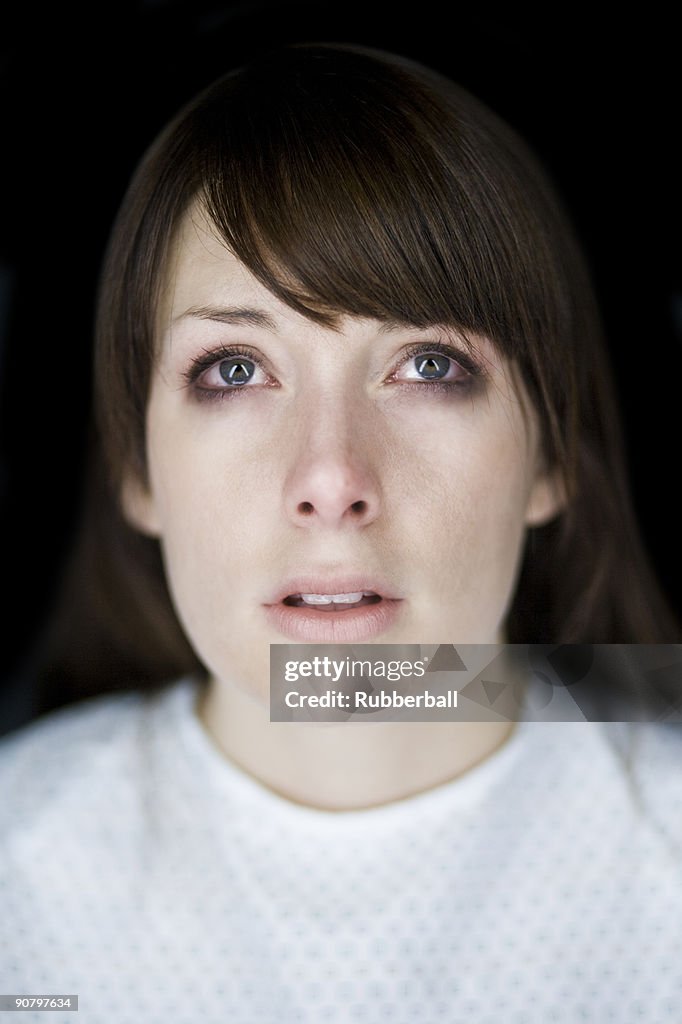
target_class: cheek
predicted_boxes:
[393,404,534,591]
[146,394,271,524]
[149,460,266,592]
[392,394,532,506]
[142,403,268,641]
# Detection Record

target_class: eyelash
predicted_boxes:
[182,340,485,403]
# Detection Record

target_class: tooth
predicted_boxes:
[300,592,364,604]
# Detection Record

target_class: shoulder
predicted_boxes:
[630,719,682,803]
[0,681,188,853]
[605,719,682,860]
[0,687,147,778]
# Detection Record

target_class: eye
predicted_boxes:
[184,345,274,399]
[391,343,476,388]
[405,352,456,381]
[216,356,258,386]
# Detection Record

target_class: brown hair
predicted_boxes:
[37,42,679,710]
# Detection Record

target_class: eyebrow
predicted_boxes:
[170,305,462,343]
[171,305,280,331]
[376,318,423,335]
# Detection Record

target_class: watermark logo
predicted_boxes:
[269,644,682,723]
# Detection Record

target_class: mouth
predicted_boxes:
[283,591,382,611]
[265,579,403,642]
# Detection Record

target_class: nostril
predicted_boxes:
[293,497,373,520]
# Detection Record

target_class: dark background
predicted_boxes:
[1,4,680,733]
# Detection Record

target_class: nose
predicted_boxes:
[283,402,382,530]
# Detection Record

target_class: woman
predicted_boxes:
[1,42,680,1023]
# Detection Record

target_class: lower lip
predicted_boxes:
[264,598,404,642]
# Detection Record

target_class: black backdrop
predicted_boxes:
[1,4,680,730]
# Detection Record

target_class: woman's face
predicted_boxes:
[124,203,562,700]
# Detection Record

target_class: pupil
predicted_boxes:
[219,358,255,385]
[417,354,449,379]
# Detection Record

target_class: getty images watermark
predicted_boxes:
[269,644,682,723]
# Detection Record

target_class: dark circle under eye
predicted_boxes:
[219,358,256,386]
[415,354,450,380]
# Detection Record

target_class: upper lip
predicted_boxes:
[266,574,401,605]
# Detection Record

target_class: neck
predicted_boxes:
[196,675,519,811]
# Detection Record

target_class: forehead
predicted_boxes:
[155,198,506,379]
[157,203,275,329]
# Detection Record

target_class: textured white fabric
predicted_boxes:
[1,676,681,1024]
